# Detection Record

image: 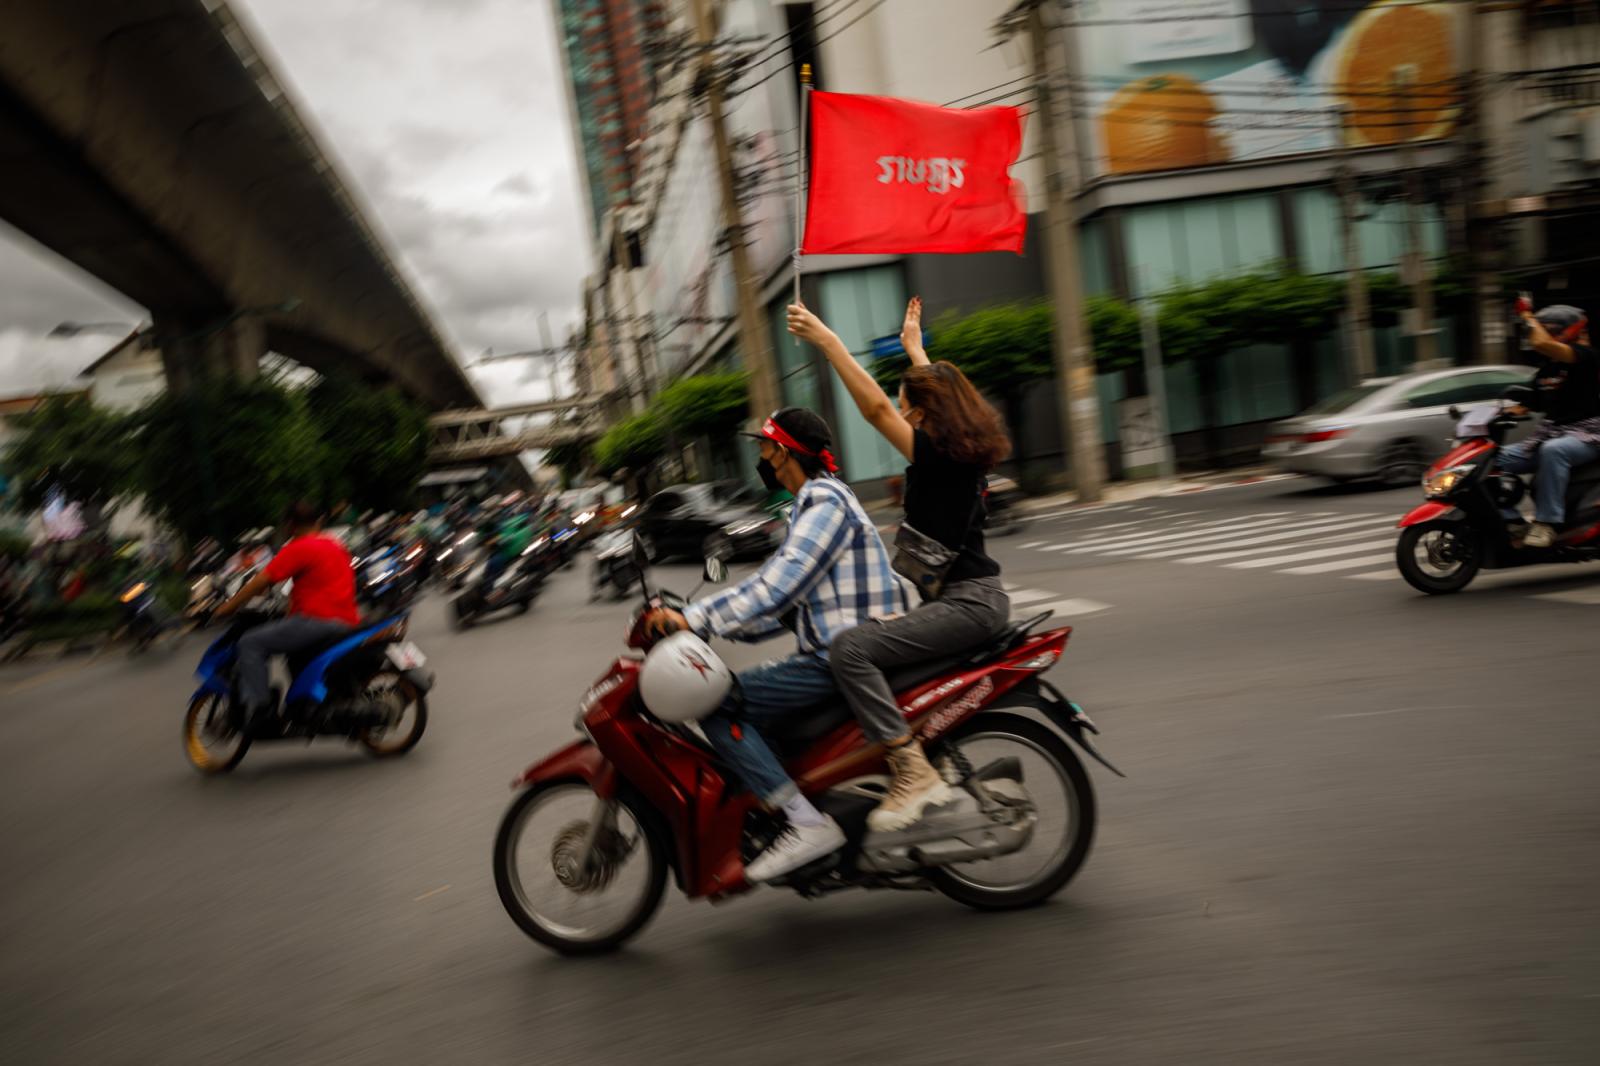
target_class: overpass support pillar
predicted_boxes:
[156,313,266,393]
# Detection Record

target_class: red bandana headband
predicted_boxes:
[760,417,839,474]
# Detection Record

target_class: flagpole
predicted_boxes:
[793,63,811,312]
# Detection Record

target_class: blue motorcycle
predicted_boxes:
[182,608,434,774]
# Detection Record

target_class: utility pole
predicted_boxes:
[1026,2,1105,503]
[1335,158,1377,383]
[610,213,654,400]
[1395,69,1441,367]
[690,0,781,420]
[1139,302,1177,481]
[1459,0,1502,363]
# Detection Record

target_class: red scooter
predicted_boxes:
[1397,385,1600,593]
[493,537,1119,955]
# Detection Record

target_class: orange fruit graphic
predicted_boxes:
[1336,0,1459,147]
[1101,74,1230,176]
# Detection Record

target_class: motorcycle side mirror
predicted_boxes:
[630,531,650,572]
[703,556,728,584]
[1447,406,1461,420]
[1503,384,1536,406]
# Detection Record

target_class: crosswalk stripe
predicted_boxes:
[1132,514,1392,560]
[1348,569,1399,581]
[1018,541,1048,550]
[1001,581,1022,591]
[1280,554,1396,575]
[1534,587,1600,604]
[1006,588,1058,605]
[1019,597,1111,619]
[1042,512,1259,551]
[1169,521,1397,564]
[1070,513,1300,555]
[1226,538,1395,569]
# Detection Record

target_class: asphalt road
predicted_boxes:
[3,477,1598,1065]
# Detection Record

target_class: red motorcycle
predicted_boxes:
[1397,386,1600,593]
[493,538,1119,955]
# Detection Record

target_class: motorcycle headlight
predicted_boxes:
[1423,464,1474,499]
[723,521,761,536]
[119,582,148,604]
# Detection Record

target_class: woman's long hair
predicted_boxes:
[901,362,1011,469]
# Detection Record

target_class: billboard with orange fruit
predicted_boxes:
[1072,0,1463,178]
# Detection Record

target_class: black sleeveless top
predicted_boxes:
[902,430,1001,585]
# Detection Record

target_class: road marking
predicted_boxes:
[1018,541,1048,550]
[0,660,95,698]
[1325,705,1477,720]
[1006,588,1058,606]
[1141,515,1393,560]
[1022,598,1111,618]
[1534,587,1600,604]
[1348,569,1399,581]
[1226,538,1395,569]
[1280,554,1395,575]
[413,885,452,902]
[1069,513,1297,555]
[1176,526,1392,564]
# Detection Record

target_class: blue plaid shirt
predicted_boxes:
[682,476,905,657]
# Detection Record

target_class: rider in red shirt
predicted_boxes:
[214,502,361,722]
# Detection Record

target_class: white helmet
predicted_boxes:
[639,632,733,723]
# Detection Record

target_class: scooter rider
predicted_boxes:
[1499,304,1600,548]
[214,501,362,728]
[642,408,905,883]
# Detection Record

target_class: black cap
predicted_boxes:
[740,407,834,455]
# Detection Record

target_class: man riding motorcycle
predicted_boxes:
[213,501,361,728]
[1499,304,1600,547]
[643,408,905,883]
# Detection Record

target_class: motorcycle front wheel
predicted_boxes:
[929,712,1095,910]
[1396,519,1481,594]
[494,781,668,956]
[183,692,250,774]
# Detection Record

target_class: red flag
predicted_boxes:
[801,91,1026,256]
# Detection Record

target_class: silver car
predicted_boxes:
[1263,365,1533,485]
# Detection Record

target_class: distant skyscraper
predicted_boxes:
[551,0,667,241]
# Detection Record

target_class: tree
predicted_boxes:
[542,438,595,488]
[134,379,326,543]
[304,376,430,512]
[2,395,136,511]
[591,410,666,476]
[653,371,749,439]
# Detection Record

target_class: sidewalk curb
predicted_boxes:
[1010,467,1297,517]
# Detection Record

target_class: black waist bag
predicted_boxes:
[891,520,960,601]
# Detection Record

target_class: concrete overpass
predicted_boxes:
[428,397,605,463]
[0,0,481,409]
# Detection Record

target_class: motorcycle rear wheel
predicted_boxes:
[929,712,1095,910]
[358,675,428,757]
[183,692,250,774]
[1396,519,1480,594]
[494,781,667,956]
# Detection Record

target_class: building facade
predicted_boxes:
[550,0,670,242]
[576,1,1575,489]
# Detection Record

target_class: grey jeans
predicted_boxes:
[830,576,1011,745]
[235,616,353,711]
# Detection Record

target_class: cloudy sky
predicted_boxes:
[0,0,589,404]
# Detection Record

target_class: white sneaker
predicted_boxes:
[745,817,846,883]
[1524,522,1557,549]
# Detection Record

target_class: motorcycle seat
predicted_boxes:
[766,638,1022,756]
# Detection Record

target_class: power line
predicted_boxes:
[730,0,889,97]
[726,0,858,85]
[1055,0,1474,28]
